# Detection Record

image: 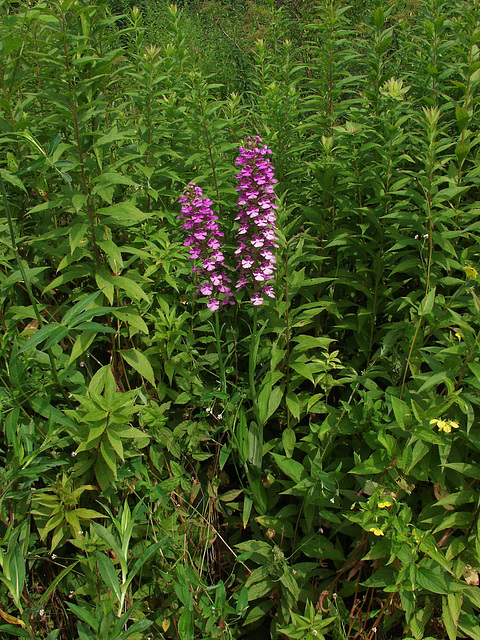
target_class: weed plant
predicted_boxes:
[0,0,480,638]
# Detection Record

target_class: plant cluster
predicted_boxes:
[0,0,480,639]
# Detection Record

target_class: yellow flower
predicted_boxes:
[430,419,460,434]
[378,500,393,509]
[368,527,384,536]
[464,266,478,280]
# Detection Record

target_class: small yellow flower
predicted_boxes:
[430,419,460,434]
[464,266,478,280]
[378,500,393,509]
[368,527,385,536]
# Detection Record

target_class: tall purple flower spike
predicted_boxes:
[179,183,233,311]
[234,136,278,305]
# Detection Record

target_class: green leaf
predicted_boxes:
[112,275,150,303]
[18,323,61,354]
[68,331,97,365]
[271,453,305,484]
[96,552,122,601]
[9,549,25,607]
[458,615,480,640]
[67,602,99,632]
[112,310,148,334]
[282,427,296,458]
[62,291,101,326]
[124,542,162,590]
[418,535,452,573]
[442,463,480,480]
[119,349,155,385]
[177,607,194,640]
[0,168,26,192]
[291,335,333,350]
[442,593,461,640]
[96,201,150,227]
[69,223,88,254]
[421,288,436,315]
[390,395,410,429]
[285,393,301,422]
[39,561,80,607]
[91,523,126,575]
[257,384,283,425]
[290,362,315,383]
[100,440,118,476]
[415,565,453,594]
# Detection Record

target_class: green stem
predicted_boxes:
[0,172,63,392]
[249,306,259,423]
[215,311,226,395]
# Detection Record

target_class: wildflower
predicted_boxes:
[234,137,278,306]
[464,265,478,280]
[368,527,384,536]
[179,183,233,311]
[378,500,393,509]
[430,419,460,434]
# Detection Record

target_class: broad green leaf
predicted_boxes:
[390,395,410,429]
[442,593,461,640]
[96,201,150,226]
[119,349,155,385]
[443,463,480,480]
[177,607,194,640]
[0,168,26,192]
[69,223,88,254]
[271,453,305,484]
[258,384,283,425]
[416,565,453,594]
[112,310,148,334]
[282,427,296,458]
[67,603,99,632]
[290,362,315,383]
[112,275,150,303]
[68,331,97,365]
[285,393,301,422]
[291,335,333,350]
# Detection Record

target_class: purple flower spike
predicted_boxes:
[234,137,278,305]
[179,183,234,310]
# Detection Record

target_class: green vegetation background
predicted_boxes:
[1,0,480,638]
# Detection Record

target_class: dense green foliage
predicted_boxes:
[1,0,480,638]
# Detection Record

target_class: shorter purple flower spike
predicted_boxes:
[234,137,278,305]
[179,183,234,310]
